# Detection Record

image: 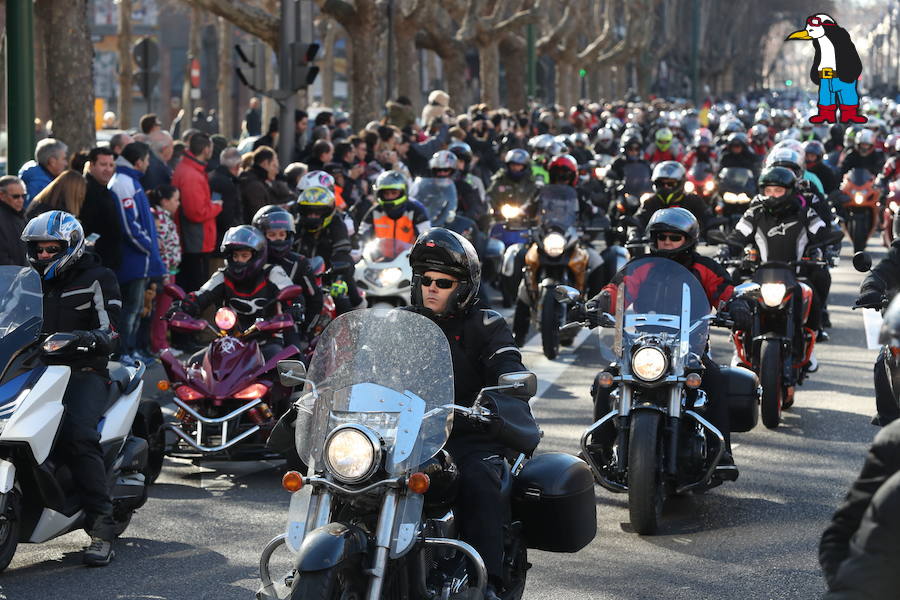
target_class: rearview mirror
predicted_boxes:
[277,360,307,387]
[706,229,727,245]
[498,371,538,398]
[277,285,304,302]
[554,285,582,304]
[853,251,873,273]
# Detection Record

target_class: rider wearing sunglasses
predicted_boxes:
[634,160,712,232]
[406,227,532,600]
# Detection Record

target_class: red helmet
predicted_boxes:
[548,154,578,186]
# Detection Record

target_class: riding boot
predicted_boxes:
[839,104,868,124]
[809,104,837,124]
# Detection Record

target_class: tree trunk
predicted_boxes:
[181,7,202,118]
[395,27,420,107]
[500,35,525,111]
[478,39,500,109]
[320,19,337,107]
[555,61,573,110]
[44,0,94,152]
[347,22,379,130]
[217,17,234,139]
[117,0,133,129]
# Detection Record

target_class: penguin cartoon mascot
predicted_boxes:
[786,13,866,125]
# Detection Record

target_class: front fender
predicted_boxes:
[293,521,370,572]
[502,243,524,277]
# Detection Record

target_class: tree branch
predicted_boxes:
[179,0,278,48]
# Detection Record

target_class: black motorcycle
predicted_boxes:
[556,257,758,535]
[257,309,597,600]
[715,167,756,230]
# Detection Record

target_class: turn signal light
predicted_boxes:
[156,380,170,391]
[685,373,702,389]
[175,385,204,401]
[597,372,615,388]
[234,383,269,400]
[282,470,304,492]
[407,472,430,494]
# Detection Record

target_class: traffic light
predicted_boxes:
[291,42,320,90]
[785,79,793,87]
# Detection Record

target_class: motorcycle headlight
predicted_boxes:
[632,346,668,382]
[737,193,749,203]
[684,181,696,194]
[378,267,403,286]
[500,204,522,219]
[723,192,737,203]
[891,201,899,212]
[854,193,864,205]
[760,282,787,307]
[323,425,380,483]
[542,232,567,257]
[704,180,716,193]
[215,307,237,331]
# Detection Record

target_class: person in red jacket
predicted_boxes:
[173,132,221,292]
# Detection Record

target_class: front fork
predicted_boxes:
[366,490,398,600]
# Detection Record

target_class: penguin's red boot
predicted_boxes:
[809,104,837,123]
[839,104,868,124]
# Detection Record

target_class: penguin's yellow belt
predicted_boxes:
[819,68,835,79]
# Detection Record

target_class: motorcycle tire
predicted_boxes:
[850,212,870,253]
[0,491,20,573]
[289,559,367,600]
[760,340,784,429]
[501,276,515,308]
[627,410,665,535]
[513,301,530,347]
[540,290,561,359]
[137,401,165,485]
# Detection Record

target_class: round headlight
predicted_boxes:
[215,307,237,331]
[500,204,522,219]
[704,180,715,192]
[760,282,787,307]
[854,193,864,205]
[378,267,403,286]
[324,426,379,483]
[684,181,696,193]
[632,346,667,381]
[542,232,567,257]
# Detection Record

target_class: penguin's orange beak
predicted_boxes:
[786,29,812,40]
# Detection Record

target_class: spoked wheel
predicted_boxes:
[540,289,561,359]
[513,300,530,346]
[760,340,784,429]
[289,559,367,600]
[0,491,21,573]
[628,410,665,535]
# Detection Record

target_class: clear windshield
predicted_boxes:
[410,177,458,227]
[689,162,714,179]
[602,257,711,374]
[621,162,652,195]
[362,239,413,264]
[536,185,578,230]
[848,168,873,187]
[718,167,754,189]
[0,267,43,337]
[295,308,454,476]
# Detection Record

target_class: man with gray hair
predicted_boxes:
[141,130,174,192]
[210,146,244,248]
[109,131,133,157]
[17,138,68,206]
[0,175,27,265]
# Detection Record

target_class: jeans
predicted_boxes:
[818,78,859,106]
[119,278,147,356]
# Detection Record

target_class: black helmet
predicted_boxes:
[408,227,481,315]
[252,205,295,259]
[221,225,268,282]
[646,207,699,260]
[803,140,825,163]
[726,132,749,151]
[504,148,530,181]
[757,166,797,213]
[879,295,900,347]
[448,140,473,164]
[829,123,845,140]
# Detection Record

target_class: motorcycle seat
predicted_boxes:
[107,361,132,394]
[499,460,513,503]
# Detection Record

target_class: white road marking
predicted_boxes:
[521,327,594,405]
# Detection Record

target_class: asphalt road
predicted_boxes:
[0,239,885,600]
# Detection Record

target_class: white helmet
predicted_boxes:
[299,170,335,193]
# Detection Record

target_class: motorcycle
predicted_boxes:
[556,258,757,535]
[257,309,597,600]
[0,266,163,571]
[880,180,900,248]
[158,284,305,459]
[492,203,531,308]
[715,167,756,230]
[354,238,413,309]
[685,162,717,207]
[447,214,504,288]
[410,177,458,228]
[839,168,881,253]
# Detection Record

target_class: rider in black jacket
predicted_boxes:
[404,228,531,600]
[634,160,712,232]
[21,210,122,566]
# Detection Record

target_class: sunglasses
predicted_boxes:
[421,275,458,289]
[36,245,64,256]
[5,193,26,199]
[655,233,685,242]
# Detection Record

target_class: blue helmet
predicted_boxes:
[21,210,85,280]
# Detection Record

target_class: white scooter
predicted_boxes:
[354,238,413,309]
[0,267,164,571]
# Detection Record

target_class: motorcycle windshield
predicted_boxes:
[295,308,454,474]
[718,167,754,190]
[848,168,873,187]
[689,163,713,180]
[0,267,42,337]
[604,257,711,373]
[536,185,578,230]
[410,177,458,227]
[621,162,652,195]
[362,239,413,264]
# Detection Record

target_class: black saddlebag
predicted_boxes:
[721,366,759,432]
[511,452,596,552]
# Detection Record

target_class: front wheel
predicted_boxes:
[540,289,561,359]
[628,410,665,535]
[760,340,784,429]
[289,560,367,600]
[513,300,530,347]
[0,492,20,572]
[137,401,165,484]
[849,211,870,253]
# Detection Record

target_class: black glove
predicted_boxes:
[856,290,885,309]
[726,298,752,331]
[174,295,200,317]
[287,302,305,324]
[70,330,98,350]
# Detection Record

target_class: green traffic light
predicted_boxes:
[579,69,587,78]
[785,79,793,86]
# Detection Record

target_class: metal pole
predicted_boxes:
[278,0,297,165]
[526,23,536,100]
[386,0,394,105]
[7,0,35,175]
[690,0,700,105]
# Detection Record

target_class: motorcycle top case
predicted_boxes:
[721,365,759,432]
[511,452,596,552]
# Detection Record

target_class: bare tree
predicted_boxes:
[117,0,134,129]
[181,7,202,118]
[179,0,278,48]
[393,0,428,107]
[217,17,235,138]
[317,15,339,107]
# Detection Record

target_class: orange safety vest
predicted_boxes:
[373,212,417,243]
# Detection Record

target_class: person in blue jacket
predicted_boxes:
[17,138,69,207]
[108,141,164,365]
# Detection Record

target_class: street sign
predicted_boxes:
[136,71,160,98]
[190,58,201,89]
[133,37,159,70]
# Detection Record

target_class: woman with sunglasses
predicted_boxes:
[405,227,532,600]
